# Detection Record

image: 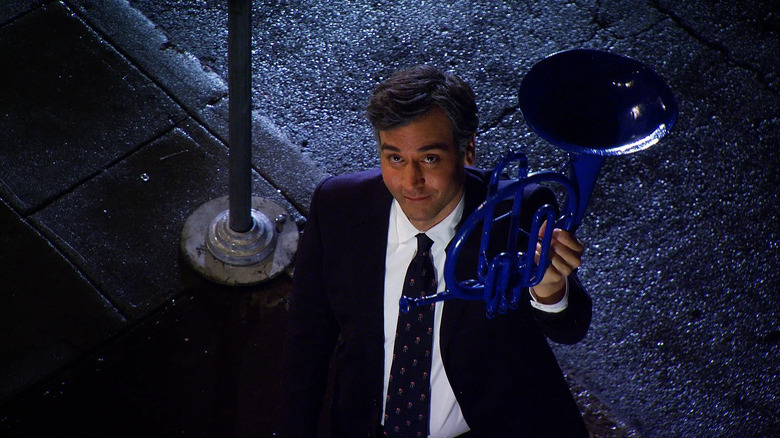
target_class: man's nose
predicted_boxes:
[403,162,424,188]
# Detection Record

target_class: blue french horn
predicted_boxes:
[400,49,678,317]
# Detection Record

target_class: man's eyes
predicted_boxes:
[384,154,440,164]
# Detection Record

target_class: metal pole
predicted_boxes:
[180,0,298,286]
[228,0,253,233]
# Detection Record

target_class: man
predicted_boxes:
[279,65,591,437]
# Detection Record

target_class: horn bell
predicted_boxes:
[518,48,678,156]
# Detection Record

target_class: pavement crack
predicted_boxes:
[207,91,228,106]
[650,0,779,97]
[591,0,611,33]
[589,0,666,41]
[650,1,728,53]
[24,124,178,218]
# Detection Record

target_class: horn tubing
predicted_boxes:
[399,150,603,315]
[399,49,678,315]
[568,153,607,233]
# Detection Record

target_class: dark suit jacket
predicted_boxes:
[279,168,591,437]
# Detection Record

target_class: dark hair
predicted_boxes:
[366,65,479,158]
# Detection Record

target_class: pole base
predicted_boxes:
[181,196,298,286]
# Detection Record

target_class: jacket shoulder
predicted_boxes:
[309,169,391,225]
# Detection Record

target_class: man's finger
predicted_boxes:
[551,229,584,254]
[548,247,580,276]
[549,239,583,267]
[537,220,553,239]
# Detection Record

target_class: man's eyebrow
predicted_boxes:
[418,143,449,152]
[380,144,401,152]
[380,143,450,153]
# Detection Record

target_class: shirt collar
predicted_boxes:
[391,194,465,249]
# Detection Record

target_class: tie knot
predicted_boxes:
[415,233,434,255]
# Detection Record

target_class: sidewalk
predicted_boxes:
[0,0,316,433]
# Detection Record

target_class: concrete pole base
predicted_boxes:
[181,196,298,286]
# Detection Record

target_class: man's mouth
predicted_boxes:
[404,194,431,202]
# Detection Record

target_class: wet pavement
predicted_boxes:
[1,0,778,437]
[2,278,293,437]
[1,0,307,435]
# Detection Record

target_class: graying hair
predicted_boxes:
[366,65,478,158]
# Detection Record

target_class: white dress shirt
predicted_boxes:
[382,195,569,437]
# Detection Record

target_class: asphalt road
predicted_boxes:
[126,0,780,436]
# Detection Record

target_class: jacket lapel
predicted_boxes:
[439,169,489,358]
[354,179,394,407]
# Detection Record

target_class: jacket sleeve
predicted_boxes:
[277,177,339,437]
[455,177,593,345]
[530,271,592,344]
[523,184,592,344]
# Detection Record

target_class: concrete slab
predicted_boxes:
[30,118,300,320]
[0,0,45,26]
[0,278,291,437]
[66,0,329,214]
[67,0,228,117]
[0,1,186,214]
[0,197,126,404]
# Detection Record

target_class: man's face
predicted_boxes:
[379,107,475,231]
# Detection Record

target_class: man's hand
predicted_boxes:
[529,222,584,305]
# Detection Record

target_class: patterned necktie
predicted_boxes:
[384,233,437,437]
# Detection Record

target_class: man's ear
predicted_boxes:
[464,135,476,166]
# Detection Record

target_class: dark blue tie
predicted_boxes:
[384,233,437,437]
